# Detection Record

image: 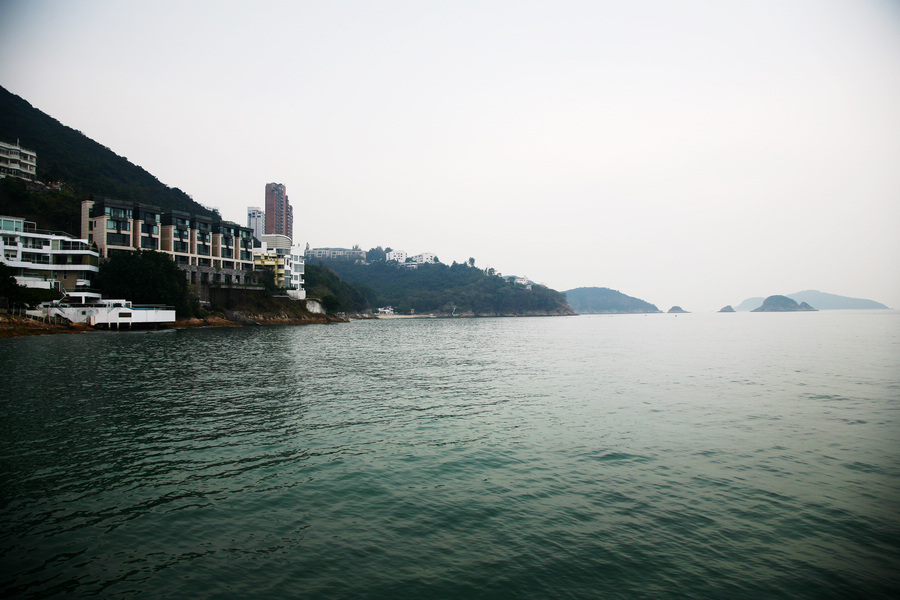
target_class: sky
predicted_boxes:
[1,0,899,311]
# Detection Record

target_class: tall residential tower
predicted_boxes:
[247,206,264,241]
[264,183,293,240]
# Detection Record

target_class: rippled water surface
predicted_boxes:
[2,311,899,598]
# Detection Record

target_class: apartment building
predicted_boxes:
[305,247,366,262]
[0,140,37,181]
[1,215,99,295]
[265,183,293,239]
[81,198,256,284]
[247,206,264,240]
[249,240,305,299]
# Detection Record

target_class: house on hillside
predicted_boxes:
[306,246,366,262]
[0,140,37,181]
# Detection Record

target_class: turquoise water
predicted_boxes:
[2,312,899,598]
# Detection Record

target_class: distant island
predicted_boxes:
[563,287,662,314]
[736,290,888,311]
[751,295,817,312]
[719,305,736,313]
[667,306,689,314]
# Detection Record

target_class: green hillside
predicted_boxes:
[319,259,572,316]
[0,85,214,223]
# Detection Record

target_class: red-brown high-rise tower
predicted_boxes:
[264,183,293,240]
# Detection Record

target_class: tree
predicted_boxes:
[97,250,192,316]
[468,257,475,268]
[366,246,386,262]
[0,262,61,308]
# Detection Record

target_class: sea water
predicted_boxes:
[1,311,899,598]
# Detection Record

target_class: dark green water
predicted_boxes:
[2,312,899,598]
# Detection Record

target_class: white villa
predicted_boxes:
[1,215,99,297]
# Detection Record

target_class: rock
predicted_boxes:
[719,305,736,312]
[667,306,689,313]
[751,295,817,312]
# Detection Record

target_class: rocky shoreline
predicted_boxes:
[1,308,575,339]
[0,310,349,338]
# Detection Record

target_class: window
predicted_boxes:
[106,233,130,246]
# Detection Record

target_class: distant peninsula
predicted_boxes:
[751,295,817,312]
[563,287,662,314]
[737,290,888,311]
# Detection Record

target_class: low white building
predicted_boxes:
[30,296,175,327]
[306,246,366,262]
[386,250,407,263]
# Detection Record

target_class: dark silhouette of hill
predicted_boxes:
[751,295,816,312]
[563,287,661,314]
[737,290,888,311]
[0,85,214,217]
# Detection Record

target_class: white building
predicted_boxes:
[249,240,305,299]
[260,233,292,250]
[0,140,37,181]
[288,245,306,300]
[385,250,407,263]
[306,246,366,262]
[410,252,437,264]
[1,215,99,296]
[247,207,265,241]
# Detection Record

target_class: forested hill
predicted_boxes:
[0,85,214,217]
[318,260,573,316]
[564,287,662,314]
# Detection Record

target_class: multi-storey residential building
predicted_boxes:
[81,198,257,285]
[385,250,407,263]
[0,140,37,181]
[1,215,99,295]
[305,247,366,262]
[247,207,264,240]
[265,183,293,239]
[410,252,437,264]
[252,251,291,288]
[288,245,306,300]
[249,240,304,299]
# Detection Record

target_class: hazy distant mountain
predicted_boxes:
[737,290,889,311]
[564,287,662,314]
[785,290,889,310]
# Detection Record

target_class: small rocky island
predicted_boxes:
[667,306,689,313]
[751,295,817,312]
[719,305,736,312]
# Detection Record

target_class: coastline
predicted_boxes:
[1,309,574,338]
[0,311,348,339]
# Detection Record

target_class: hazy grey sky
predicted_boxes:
[2,0,898,311]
